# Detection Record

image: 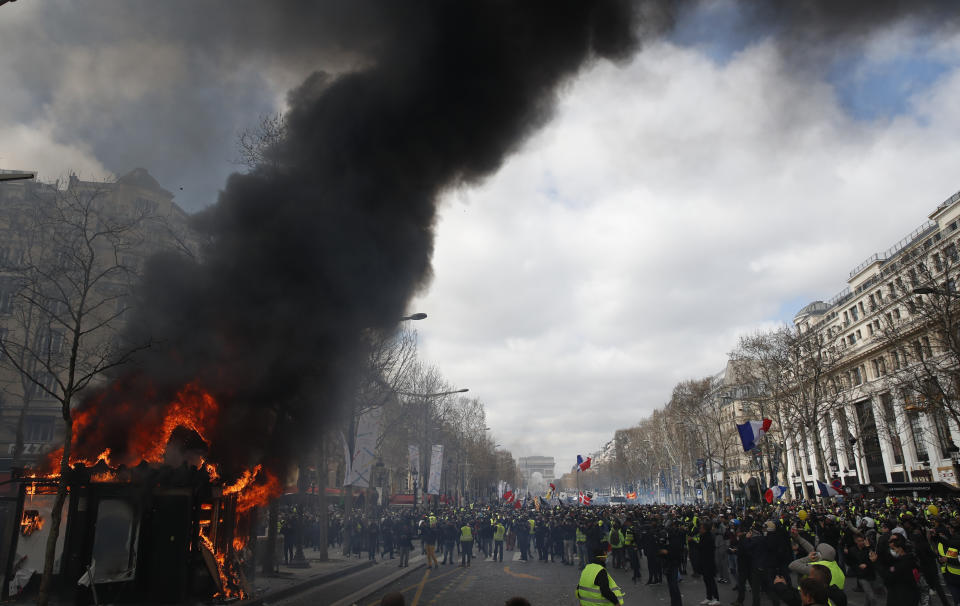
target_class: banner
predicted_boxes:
[427,444,444,495]
[408,445,420,477]
[345,406,384,487]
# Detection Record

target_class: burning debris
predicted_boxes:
[20,511,44,537]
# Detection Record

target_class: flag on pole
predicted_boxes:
[817,479,846,497]
[736,419,773,452]
[626,491,637,500]
[514,499,522,510]
[578,491,592,505]
[503,490,515,503]
[577,455,592,472]
[550,482,556,492]
[764,485,788,503]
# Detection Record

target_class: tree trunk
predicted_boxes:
[317,436,328,562]
[342,486,353,556]
[262,499,279,575]
[36,416,73,606]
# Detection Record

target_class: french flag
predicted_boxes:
[818,479,847,497]
[736,419,772,452]
[577,455,592,472]
[764,485,788,503]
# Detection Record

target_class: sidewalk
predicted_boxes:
[246,547,425,606]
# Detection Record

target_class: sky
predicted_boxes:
[2,1,960,477]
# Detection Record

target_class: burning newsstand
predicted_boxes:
[1,383,281,604]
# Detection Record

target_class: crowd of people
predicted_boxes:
[276,495,960,606]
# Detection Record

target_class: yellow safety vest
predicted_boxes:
[529,519,535,533]
[460,525,473,542]
[609,530,623,548]
[812,561,845,590]
[938,543,960,576]
[576,529,586,543]
[624,529,635,546]
[577,563,625,606]
[494,524,505,541]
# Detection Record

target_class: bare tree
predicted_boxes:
[0,178,156,606]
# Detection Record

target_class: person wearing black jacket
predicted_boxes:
[642,522,663,584]
[847,533,882,606]
[870,533,920,606]
[699,521,720,605]
[745,521,782,606]
[658,520,684,606]
[904,517,951,606]
[731,527,753,606]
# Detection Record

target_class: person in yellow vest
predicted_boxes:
[938,538,960,605]
[460,519,474,567]
[577,525,588,570]
[576,543,625,605]
[493,520,506,562]
[609,523,624,570]
[789,537,845,590]
[623,519,641,584]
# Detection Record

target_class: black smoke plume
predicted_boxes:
[68,0,640,478]
[65,0,958,480]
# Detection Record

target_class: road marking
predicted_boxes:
[364,566,468,606]
[409,568,431,606]
[503,566,542,581]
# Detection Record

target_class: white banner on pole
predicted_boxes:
[408,445,420,476]
[346,407,384,487]
[427,444,444,495]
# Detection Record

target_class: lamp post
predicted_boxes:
[0,172,34,182]
[399,312,428,321]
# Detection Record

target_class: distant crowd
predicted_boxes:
[276,495,960,606]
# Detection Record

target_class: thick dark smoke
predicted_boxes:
[66,0,959,480]
[70,0,641,478]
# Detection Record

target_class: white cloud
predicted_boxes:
[413,35,960,469]
[0,122,111,181]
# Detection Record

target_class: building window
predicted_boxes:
[843,311,850,325]
[24,417,55,443]
[869,294,877,310]
[893,308,901,320]
[947,242,959,262]
[850,306,859,322]
[851,367,863,386]
[872,357,887,377]
[907,409,929,461]
[856,329,862,340]
[921,336,932,358]
[913,340,924,361]
[934,253,944,272]
[892,350,901,371]
[879,393,904,465]
[848,334,856,346]
[867,323,874,336]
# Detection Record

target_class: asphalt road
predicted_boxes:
[276,548,878,606]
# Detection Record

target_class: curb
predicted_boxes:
[329,558,427,606]
[245,560,375,606]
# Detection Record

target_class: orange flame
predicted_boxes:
[21,510,44,536]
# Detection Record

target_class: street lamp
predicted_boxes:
[913,286,960,298]
[399,312,428,321]
[0,172,34,182]
[829,459,839,478]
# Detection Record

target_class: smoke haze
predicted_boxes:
[49,0,957,477]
